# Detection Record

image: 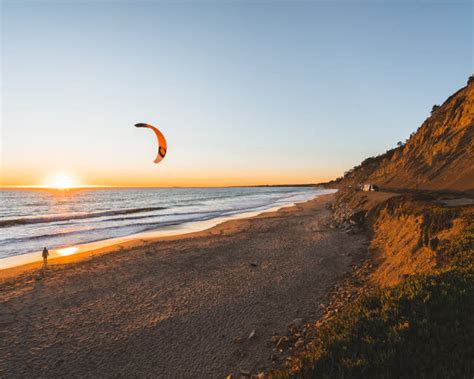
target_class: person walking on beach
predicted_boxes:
[42,247,49,265]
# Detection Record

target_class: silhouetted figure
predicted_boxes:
[42,247,49,265]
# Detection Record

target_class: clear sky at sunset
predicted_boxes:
[1,0,472,187]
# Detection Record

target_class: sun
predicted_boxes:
[47,174,76,189]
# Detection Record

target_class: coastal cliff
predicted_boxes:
[274,78,474,378]
[333,78,473,286]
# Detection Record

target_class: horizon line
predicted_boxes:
[0,183,322,190]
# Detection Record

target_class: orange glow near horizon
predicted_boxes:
[0,173,336,188]
[0,166,338,189]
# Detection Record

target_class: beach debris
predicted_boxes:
[134,123,167,165]
[239,368,251,376]
[248,329,256,339]
[249,262,258,267]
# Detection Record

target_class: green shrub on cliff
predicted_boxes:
[449,222,474,268]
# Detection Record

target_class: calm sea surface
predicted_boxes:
[0,187,329,260]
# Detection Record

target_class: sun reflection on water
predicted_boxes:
[56,246,79,256]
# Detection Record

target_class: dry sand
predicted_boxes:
[0,194,367,377]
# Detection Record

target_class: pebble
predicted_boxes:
[240,368,250,376]
[294,339,305,348]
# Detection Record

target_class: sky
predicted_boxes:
[1,0,472,187]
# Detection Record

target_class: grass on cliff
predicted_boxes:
[278,225,473,379]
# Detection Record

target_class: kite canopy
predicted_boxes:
[134,123,167,164]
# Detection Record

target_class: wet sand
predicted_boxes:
[0,193,367,377]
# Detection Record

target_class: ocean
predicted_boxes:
[0,187,331,264]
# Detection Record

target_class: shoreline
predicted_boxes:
[0,192,368,377]
[0,190,335,278]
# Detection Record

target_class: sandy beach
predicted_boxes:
[0,193,367,377]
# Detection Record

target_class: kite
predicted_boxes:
[134,123,167,164]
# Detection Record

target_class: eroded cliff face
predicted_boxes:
[331,191,472,288]
[366,196,471,287]
[342,78,474,192]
